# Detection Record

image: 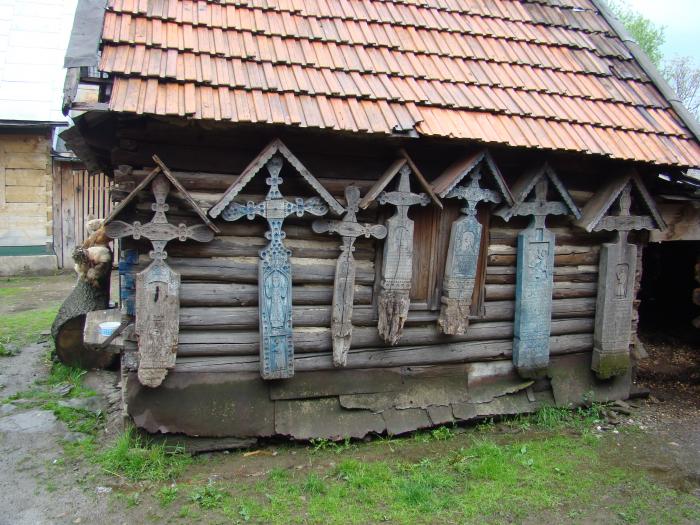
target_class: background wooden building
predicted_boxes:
[62,0,700,439]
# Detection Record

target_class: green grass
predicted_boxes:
[48,404,699,524]
[0,304,59,355]
[91,427,192,482]
[189,481,227,509]
[200,432,698,525]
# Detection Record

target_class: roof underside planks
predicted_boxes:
[93,0,700,168]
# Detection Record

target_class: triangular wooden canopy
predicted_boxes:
[575,171,666,232]
[358,149,442,210]
[103,155,220,233]
[431,149,514,206]
[208,139,345,218]
[495,163,581,221]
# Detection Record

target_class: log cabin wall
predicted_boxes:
[110,121,641,439]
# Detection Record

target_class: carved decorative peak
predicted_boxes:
[575,171,666,233]
[209,139,344,218]
[358,153,441,210]
[495,163,581,222]
[432,150,514,207]
[104,155,219,233]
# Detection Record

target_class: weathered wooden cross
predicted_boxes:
[222,155,328,379]
[105,163,216,387]
[576,173,664,379]
[438,170,502,334]
[376,165,430,344]
[496,165,580,379]
[312,185,387,366]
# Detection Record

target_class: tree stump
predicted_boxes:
[51,224,116,370]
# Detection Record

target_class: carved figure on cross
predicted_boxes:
[222,154,328,379]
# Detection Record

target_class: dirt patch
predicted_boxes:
[0,274,77,315]
[0,276,699,524]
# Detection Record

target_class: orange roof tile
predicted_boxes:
[96,0,700,167]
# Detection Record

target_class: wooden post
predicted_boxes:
[221,155,328,379]
[575,173,665,379]
[312,186,387,366]
[376,166,429,344]
[497,166,580,379]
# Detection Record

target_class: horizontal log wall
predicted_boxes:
[114,153,616,376]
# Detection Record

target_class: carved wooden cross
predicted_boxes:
[438,170,502,335]
[312,185,387,367]
[222,155,328,379]
[105,173,214,387]
[377,165,430,344]
[497,166,580,379]
[576,174,664,379]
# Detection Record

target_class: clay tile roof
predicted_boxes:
[97,0,700,168]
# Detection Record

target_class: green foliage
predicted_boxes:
[302,473,326,496]
[430,425,455,441]
[310,437,355,454]
[157,485,179,507]
[0,305,59,356]
[189,481,227,509]
[44,402,104,434]
[97,428,192,482]
[608,1,665,66]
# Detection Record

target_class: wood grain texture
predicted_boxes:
[312,185,387,367]
[377,166,430,344]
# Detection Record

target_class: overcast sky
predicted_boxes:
[625,0,699,63]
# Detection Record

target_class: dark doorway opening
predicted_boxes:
[639,241,700,343]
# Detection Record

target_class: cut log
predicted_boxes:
[179,283,373,307]
[51,277,116,369]
[166,235,375,260]
[174,318,593,357]
[174,333,594,373]
[178,298,595,329]
[136,256,376,284]
[485,282,597,301]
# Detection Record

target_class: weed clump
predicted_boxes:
[97,428,192,482]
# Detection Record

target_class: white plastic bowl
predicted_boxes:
[99,321,121,337]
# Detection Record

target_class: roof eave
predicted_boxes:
[590,0,700,144]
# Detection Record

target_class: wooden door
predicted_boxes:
[52,163,114,268]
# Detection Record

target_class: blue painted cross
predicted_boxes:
[497,168,580,379]
[222,155,328,379]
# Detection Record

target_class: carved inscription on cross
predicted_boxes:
[222,155,328,379]
[438,170,502,335]
[499,170,580,379]
[312,186,387,367]
[592,184,638,379]
[377,166,430,344]
[105,174,214,387]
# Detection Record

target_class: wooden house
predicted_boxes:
[62,0,700,439]
[0,0,114,275]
